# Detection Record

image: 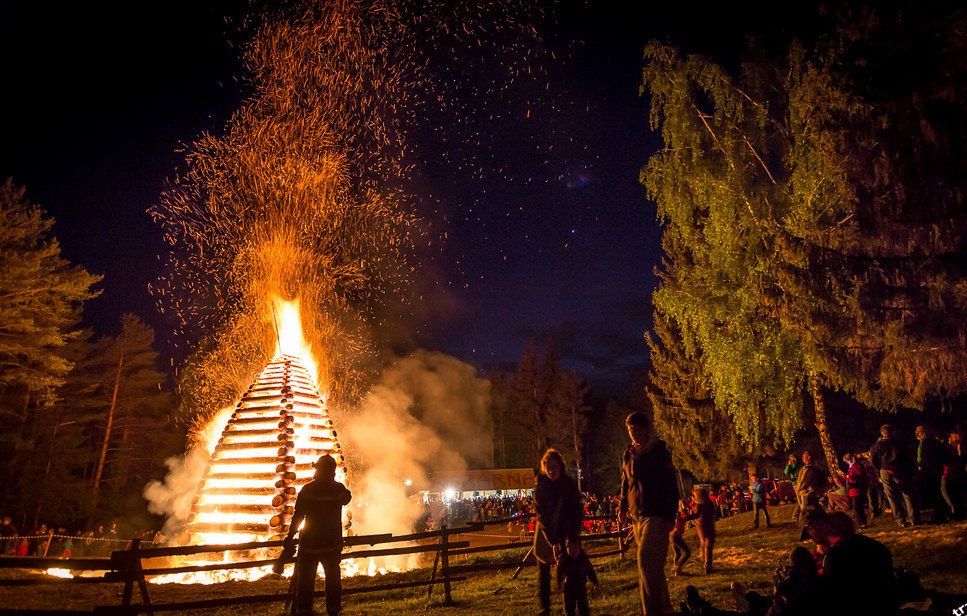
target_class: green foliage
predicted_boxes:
[0,179,102,408]
[0,180,102,528]
[641,1,966,459]
[647,306,769,481]
[76,314,180,521]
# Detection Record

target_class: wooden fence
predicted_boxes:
[0,515,629,615]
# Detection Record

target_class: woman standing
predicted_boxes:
[533,448,583,616]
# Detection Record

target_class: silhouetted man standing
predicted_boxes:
[870,423,919,527]
[618,411,679,615]
[281,454,352,616]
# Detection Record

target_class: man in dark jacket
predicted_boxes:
[869,423,919,527]
[915,425,947,523]
[618,411,678,615]
[280,454,352,616]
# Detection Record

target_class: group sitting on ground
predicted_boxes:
[680,508,931,616]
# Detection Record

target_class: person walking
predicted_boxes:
[670,498,692,576]
[748,473,772,529]
[618,411,679,615]
[869,423,919,527]
[533,448,583,616]
[277,454,352,616]
[686,487,717,574]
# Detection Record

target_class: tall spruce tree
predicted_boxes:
[0,180,101,525]
[504,343,590,470]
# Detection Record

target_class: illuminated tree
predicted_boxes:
[0,180,101,524]
[641,1,966,472]
[0,179,101,411]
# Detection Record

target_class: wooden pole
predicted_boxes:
[440,525,453,606]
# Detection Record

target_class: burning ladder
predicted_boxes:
[184,354,344,543]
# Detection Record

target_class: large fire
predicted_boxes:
[150,297,385,584]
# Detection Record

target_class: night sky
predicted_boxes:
[1,1,823,398]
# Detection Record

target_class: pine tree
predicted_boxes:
[503,343,590,470]
[0,180,101,524]
[0,180,101,410]
[62,314,179,524]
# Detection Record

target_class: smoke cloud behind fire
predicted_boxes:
[338,349,492,537]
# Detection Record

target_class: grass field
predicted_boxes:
[2,505,965,614]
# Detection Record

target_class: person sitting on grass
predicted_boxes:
[682,510,898,616]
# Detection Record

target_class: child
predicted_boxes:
[556,536,599,616]
[670,498,692,575]
[686,487,717,574]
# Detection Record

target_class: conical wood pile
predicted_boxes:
[184,354,344,542]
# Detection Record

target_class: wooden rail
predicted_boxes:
[0,516,628,615]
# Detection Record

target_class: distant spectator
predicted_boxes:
[915,425,947,523]
[869,423,919,527]
[842,453,869,527]
[784,454,802,521]
[1,516,18,555]
[942,423,966,520]
[748,474,772,530]
[794,451,827,518]
[856,452,883,518]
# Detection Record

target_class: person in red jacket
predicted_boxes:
[685,487,717,574]
[843,452,869,527]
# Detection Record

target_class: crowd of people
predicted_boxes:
[0,517,155,558]
[783,421,967,529]
[3,417,964,615]
[528,415,966,616]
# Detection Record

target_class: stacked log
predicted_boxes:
[183,354,344,543]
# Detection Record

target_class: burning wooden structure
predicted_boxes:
[183,354,344,544]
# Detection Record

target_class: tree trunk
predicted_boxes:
[570,406,582,491]
[90,351,123,522]
[809,376,839,477]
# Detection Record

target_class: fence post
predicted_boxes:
[114,538,153,615]
[43,530,54,557]
[440,525,453,606]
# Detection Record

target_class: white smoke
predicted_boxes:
[142,406,234,543]
[339,350,492,542]
[142,449,208,542]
